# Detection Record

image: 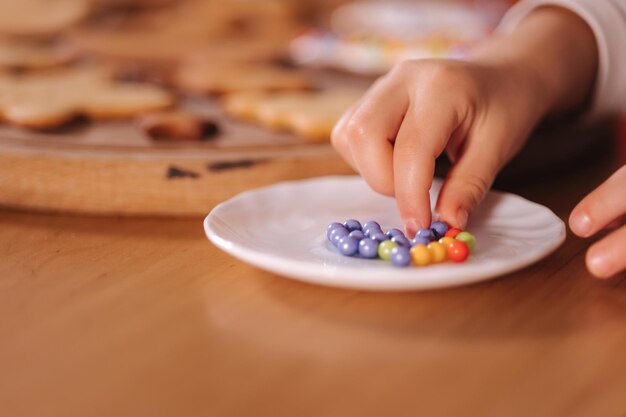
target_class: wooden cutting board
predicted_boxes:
[0,95,355,217]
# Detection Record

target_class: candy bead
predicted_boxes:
[337,236,359,256]
[448,240,469,262]
[410,244,432,267]
[326,222,344,239]
[416,228,436,241]
[348,230,365,241]
[390,246,411,267]
[329,227,349,246]
[386,228,405,239]
[364,227,382,238]
[455,231,476,252]
[391,235,411,248]
[411,236,431,247]
[377,240,398,261]
[370,232,388,243]
[438,237,455,248]
[430,221,449,239]
[445,228,462,239]
[358,238,379,258]
[362,221,381,232]
[427,241,447,263]
[344,219,362,232]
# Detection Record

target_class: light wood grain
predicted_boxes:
[0,147,625,417]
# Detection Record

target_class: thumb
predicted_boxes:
[435,136,503,229]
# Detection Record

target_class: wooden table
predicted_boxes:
[1,147,625,417]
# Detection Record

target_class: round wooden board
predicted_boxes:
[0,96,354,217]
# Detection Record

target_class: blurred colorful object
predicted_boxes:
[290,1,510,74]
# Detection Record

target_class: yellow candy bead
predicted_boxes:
[410,244,431,267]
[427,241,448,263]
[438,237,455,248]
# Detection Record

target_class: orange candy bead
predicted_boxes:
[448,240,469,263]
[444,228,462,238]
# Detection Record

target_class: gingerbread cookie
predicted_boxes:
[70,0,299,64]
[0,0,88,36]
[0,39,76,71]
[0,67,173,129]
[138,110,220,142]
[222,89,363,142]
[174,61,312,95]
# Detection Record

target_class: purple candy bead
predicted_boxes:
[362,221,381,232]
[391,235,411,248]
[364,226,383,238]
[338,236,359,256]
[344,219,362,232]
[390,246,411,267]
[411,236,431,247]
[370,232,388,243]
[348,230,365,241]
[386,228,405,239]
[430,221,449,240]
[326,222,345,239]
[329,227,349,246]
[358,238,379,258]
[416,228,436,241]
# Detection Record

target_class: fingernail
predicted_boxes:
[456,209,468,228]
[571,212,592,237]
[588,250,612,278]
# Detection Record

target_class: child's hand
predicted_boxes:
[570,166,626,278]
[331,7,597,237]
[332,58,542,235]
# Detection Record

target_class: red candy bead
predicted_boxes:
[448,240,469,263]
[445,228,462,238]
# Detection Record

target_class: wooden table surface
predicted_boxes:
[1,147,625,417]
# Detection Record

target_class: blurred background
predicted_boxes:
[0,0,621,216]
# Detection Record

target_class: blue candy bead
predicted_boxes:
[390,246,411,267]
[370,232,388,243]
[386,228,405,239]
[329,227,349,246]
[391,235,411,248]
[348,230,365,241]
[430,221,449,240]
[411,236,431,247]
[358,238,379,258]
[344,219,362,232]
[338,236,359,256]
[326,222,345,239]
[362,221,381,232]
[364,226,382,238]
[416,228,436,241]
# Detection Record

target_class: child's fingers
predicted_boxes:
[435,134,501,229]
[333,78,409,196]
[569,165,626,237]
[586,224,626,278]
[393,103,457,235]
[331,102,360,172]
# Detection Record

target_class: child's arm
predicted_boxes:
[331,6,597,236]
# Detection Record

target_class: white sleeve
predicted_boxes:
[497,0,626,117]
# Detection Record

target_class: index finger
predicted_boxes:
[393,102,460,236]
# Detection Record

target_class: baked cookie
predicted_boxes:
[222,89,363,142]
[0,39,76,71]
[70,0,299,64]
[174,61,312,95]
[138,110,220,142]
[0,0,88,36]
[0,67,173,129]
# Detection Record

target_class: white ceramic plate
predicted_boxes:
[204,176,566,291]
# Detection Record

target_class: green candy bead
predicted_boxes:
[377,240,398,261]
[455,231,476,252]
